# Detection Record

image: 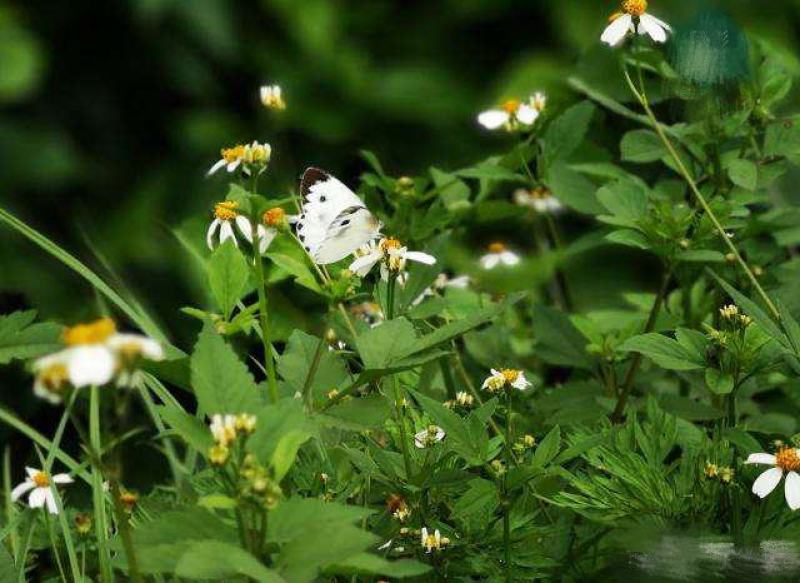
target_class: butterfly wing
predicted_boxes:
[295,168,380,264]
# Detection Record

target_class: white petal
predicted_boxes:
[601,14,633,46]
[45,490,58,514]
[108,334,164,361]
[786,472,800,510]
[207,159,227,176]
[11,481,34,502]
[349,252,383,277]
[52,473,74,484]
[745,453,777,466]
[477,110,510,130]
[226,160,241,173]
[28,487,47,509]
[404,251,437,265]
[752,467,784,499]
[206,219,220,250]
[33,379,63,404]
[235,215,254,242]
[512,373,531,390]
[258,226,277,254]
[66,346,116,387]
[500,251,520,266]
[219,221,237,246]
[638,14,668,43]
[516,105,539,125]
[480,254,501,270]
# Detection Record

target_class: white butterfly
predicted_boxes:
[295,167,381,265]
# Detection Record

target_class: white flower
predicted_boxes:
[32,319,164,402]
[601,0,671,47]
[412,273,470,306]
[206,201,254,250]
[745,448,800,510]
[482,368,531,393]
[420,527,450,553]
[209,414,238,446]
[479,242,520,270]
[207,141,271,176]
[514,187,565,214]
[11,467,73,514]
[259,85,286,110]
[414,425,446,449]
[478,95,545,131]
[349,238,436,281]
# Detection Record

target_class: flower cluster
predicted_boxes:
[444,391,475,410]
[482,368,531,393]
[208,413,257,465]
[349,237,437,282]
[259,84,286,111]
[414,425,446,449]
[514,187,564,215]
[207,141,271,176]
[32,317,163,403]
[704,462,734,485]
[420,527,450,553]
[478,92,546,132]
[480,242,520,270]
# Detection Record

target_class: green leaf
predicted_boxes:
[532,305,591,369]
[619,333,705,370]
[620,129,667,163]
[190,324,262,415]
[451,478,500,533]
[597,180,648,222]
[546,162,606,215]
[331,554,431,579]
[410,389,485,465]
[605,229,650,250]
[207,240,250,318]
[355,318,418,369]
[705,368,734,395]
[727,159,758,191]
[247,400,315,480]
[175,541,284,581]
[277,331,351,401]
[531,425,561,469]
[0,310,62,365]
[156,404,214,453]
[543,101,595,169]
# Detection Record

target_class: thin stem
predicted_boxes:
[302,336,327,410]
[252,229,279,404]
[622,67,780,320]
[89,387,114,583]
[611,267,673,422]
[503,389,513,583]
[108,479,143,582]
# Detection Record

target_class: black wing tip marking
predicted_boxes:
[300,167,331,199]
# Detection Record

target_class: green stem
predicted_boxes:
[622,67,780,321]
[385,273,413,478]
[503,389,513,583]
[253,233,279,403]
[108,479,143,582]
[89,387,114,583]
[302,336,327,410]
[386,274,397,320]
[611,266,673,422]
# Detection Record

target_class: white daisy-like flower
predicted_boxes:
[412,273,471,306]
[477,93,546,132]
[479,242,520,270]
[206,201,254,250]
[256,207,292,255]
[259,85,286,110]
[514,187,565,214]
[207,141,271,176]
[414,425,446,449]
[209,414,238,446]
[420,527,450,553]
[349,237,436,281]
[745,447,800,510]
[32,318,164,402]
[482,368,531,393]
[11,467,73,514]
[601,0,671,47]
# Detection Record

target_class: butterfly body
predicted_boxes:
[296,168,380,264]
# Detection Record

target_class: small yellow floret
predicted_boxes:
[63,318,116,346]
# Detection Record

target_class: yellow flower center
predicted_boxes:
[501,369,520,384]
[623,0,647,16]
[63,317,116,346]
[502,99,521,114]
[221,145,246,163]
[32,471,50,488]
[380,238,402,252]
[531,187,551,200]
[776,447,800,472]
[214,201,239,221]
[263,207,285,226]
[488,242,507,254]
[40,364,69,392]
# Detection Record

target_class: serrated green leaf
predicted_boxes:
[207,240,249,318]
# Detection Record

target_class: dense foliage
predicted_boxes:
[4,2,800,582]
